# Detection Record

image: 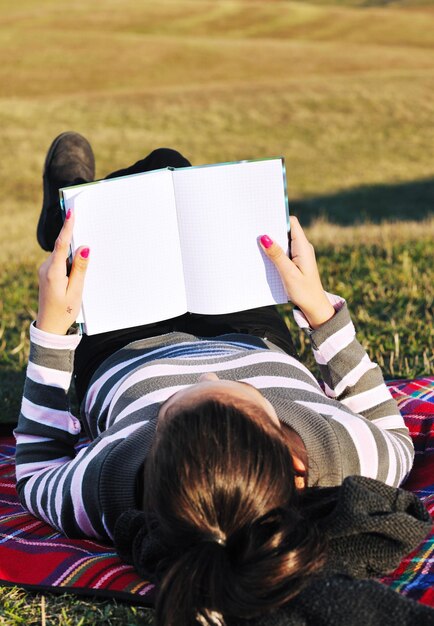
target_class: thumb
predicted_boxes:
[259,235,294,273]
[259,235,300,299]
[67,246,90,301]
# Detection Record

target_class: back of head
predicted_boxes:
[143,398,325,626]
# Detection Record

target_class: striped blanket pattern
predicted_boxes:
[0,377,433,606]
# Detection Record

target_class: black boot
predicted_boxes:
[37,132,95,251]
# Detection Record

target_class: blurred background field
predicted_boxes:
[1,0,434,621]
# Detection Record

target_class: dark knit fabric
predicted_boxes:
[308,475,432,578]
[240,576,434,626]
[114,475,434,625]
[114,510,166,579]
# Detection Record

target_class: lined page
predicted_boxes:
[62,169,187,335]
[172,159,288,314]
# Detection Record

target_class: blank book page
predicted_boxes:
[62,169,187,335]
[172,159,288,315]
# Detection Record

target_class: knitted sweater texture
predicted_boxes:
[14,297,414,541]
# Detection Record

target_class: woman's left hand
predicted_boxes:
[260,216,335,329]
[36,209,90,335]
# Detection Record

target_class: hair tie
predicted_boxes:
[202,534,226,547]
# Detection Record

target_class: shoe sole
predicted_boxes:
[38,132,92,251]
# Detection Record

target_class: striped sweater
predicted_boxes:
[15,295,414,542]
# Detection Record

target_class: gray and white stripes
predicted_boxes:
[15,296,414,541]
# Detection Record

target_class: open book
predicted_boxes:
[61,158,290,335]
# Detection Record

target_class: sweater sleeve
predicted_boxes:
[293,294,414,486]
[14,323,112,540]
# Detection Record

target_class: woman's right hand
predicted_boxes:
[36,209,90,335]
[260,216,335,329]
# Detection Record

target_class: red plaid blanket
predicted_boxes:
[1,377,433,606]
[380,377,434,606]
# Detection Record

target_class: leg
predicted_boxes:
[37,132,95,252]
[74,148,193,401]
[37,135,192,402]
[105,147,191,179]
[37,140,191,251]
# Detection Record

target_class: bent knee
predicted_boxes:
[148,148,191,168]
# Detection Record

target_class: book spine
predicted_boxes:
[281,157,291,234]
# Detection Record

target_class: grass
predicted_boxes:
[282,222,434,379]
[0,587,155,625]
[0,0,433,622]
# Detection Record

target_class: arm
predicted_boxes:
[14,211,105,537]
[260,218,414,485]
[14,326,117,540]
[15,324,84,533]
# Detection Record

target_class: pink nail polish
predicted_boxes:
[260,235,273,249]
[80,247,90,259]
[66,209,72,220]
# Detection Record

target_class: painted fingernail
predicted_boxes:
[66,209,72,220]
[80,247,90,259]
[260,235,273,249]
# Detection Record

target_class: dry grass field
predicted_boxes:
[0,0,433,622]
[1,0,434,265]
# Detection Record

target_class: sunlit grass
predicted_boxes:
[0,587,155,625]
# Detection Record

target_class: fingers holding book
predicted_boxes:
[259,216,335,330]
[36,209,90,335]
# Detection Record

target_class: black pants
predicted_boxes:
[57,148,297,402]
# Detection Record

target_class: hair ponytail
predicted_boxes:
[142,399,325,625]
[157,541,228,626]
[155,509,324,626]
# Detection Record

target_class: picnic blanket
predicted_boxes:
[0,377,433,607]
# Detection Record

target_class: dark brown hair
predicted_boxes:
[143,398,325,626]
